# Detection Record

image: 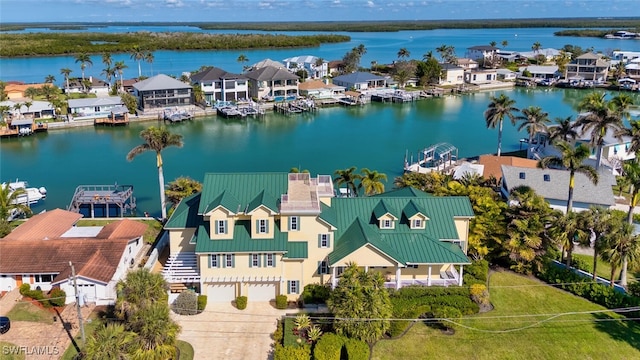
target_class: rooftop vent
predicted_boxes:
[543,174,551,182]
[519,172,526,179]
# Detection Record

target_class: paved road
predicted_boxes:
[173,302,298,360]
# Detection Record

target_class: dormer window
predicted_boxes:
[413,219,422,228]
[215,220,228,234]
[257,219,269,234]
[381,219,393,229]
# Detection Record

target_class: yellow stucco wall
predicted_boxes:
[169,228,196,254]
[333,245,398,267]
[207,207,235,240]
[250,207,274,239]
[454,217,470,253]
[199,253,283,278]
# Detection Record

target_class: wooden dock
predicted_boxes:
[0,119,48,138]
[95,112,129,126]
[273,100,318,115]
[67,183,136,218]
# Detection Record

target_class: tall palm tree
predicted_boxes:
[577,92,624,171]
[610,94,635,119]
[489,41,497,47]
[0,183,32,223]
[601,220,640,287]
[113,61,128,92]
[501,40,508,48]
[612,62,626,81]
[60,68,72,90]
[115,269,169,321]
[516,106,550,159]
[74,53,93,81]
[550,211,585,268]
[237,53,249,72]
[397,48,410,61]
[23,87,38,100]
[144,51,155,76]
[44,74,55,84]
[101,66,115,91]
[531,41,542,55]
[622,161,640,224]
[484,94,519,156]
[128,302,180,360]
[422,51,434,61]
[127,127,183,220]
[548,116,579,143]
[130,45,146,78]
[40,84,58,102]
[581,207,615,280]
[334,167,361,198]
[84,323,134,360]
[360,168,387,196]
[538,141,598,213]
[101,52,113,69]
[617,120,640,156]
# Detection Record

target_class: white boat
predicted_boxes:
[2,179,47,206]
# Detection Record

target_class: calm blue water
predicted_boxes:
[1,27,638,83]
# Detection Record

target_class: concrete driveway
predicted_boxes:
[173,302,297,360]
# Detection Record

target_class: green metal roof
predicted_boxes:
[380,234,470,264]
[373,200,399,219]
[403,200,427,219]
[194,220,307,259]
[247,190,279,214]
[206,190,242,214]
[375,187,434,198]
[165,193,204,229]
[198,173,289,214]
[328,218,405,265]
[319,202,338,228]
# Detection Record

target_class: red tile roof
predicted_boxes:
[478,155,539,181]
[96,219,148,239]
[3,209,82,241]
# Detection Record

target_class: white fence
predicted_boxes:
[144,231,169,270]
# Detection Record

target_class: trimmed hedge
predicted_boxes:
[273,343,311,360]
[173,290,198,315]
[19,283,30,295]
[302,284,330,305]
[313,333,347,360]
[628,282,640,298]
[387,305,430,338]
[48,288,67,307]
[236,296,248,310]
[431,306,462,330]
[197,295,207,312]
[465,260,489,282]
[343,338,369,360]
[276,294,288,309]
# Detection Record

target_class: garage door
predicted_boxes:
[207,284,236,302]
[248,283,276,302]
[77,284,96,304]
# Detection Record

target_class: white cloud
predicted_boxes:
[165,0,185,8]
[366,1,375,7]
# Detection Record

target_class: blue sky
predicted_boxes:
[1,0,638,23]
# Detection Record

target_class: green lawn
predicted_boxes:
[0,341,25,360]
[573,254,640,283]
[372,271,640,360]
[177,340,194,360]
[60,314,104,360]
[6,302,54,324]
[75,219,162,244]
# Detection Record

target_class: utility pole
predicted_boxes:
[69,262,86,345]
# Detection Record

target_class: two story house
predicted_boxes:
[564,52,610,82]
[282,55,329,79]
[163,172,474,303]
[132,74,193,112]
[190,66,249,104]
[244,66,299,101]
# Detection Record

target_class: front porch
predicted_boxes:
[330,264,463,290]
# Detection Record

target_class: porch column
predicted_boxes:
[395,267,401,290]
[364,266,368,273]
[427,266,432,286]
[331,266,337,290]
[458,265,464,286]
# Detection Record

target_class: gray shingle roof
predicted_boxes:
[332,72,386,84]
[68,96,123,108]
[501,165,615,206]
[244,66,299,81]
[191,66,246,82]
[133,74,192,91]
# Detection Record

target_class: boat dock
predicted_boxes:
[404,143,460,174]
[163,108,194,123]
[371,90,421,103]
[273,99,318,115]
[67,183,136,218]
[0,118,48,138]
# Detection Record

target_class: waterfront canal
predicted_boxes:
[2,88,638,217]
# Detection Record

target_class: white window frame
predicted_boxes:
[251,254,260,267]
[412,219,422,229]
[258,219,268,234]
[225,254,233,268]
[289,280,299,294]
[216,220,226,234]
[266,253,275,267]
[34,274,54,283]
[320,234,329,248]
[211,254,218,268]
[320,261,329,274]
[382,219,392,229]
[289,216,299,231]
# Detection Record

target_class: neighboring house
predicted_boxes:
[518,48,562,62]
[121,79,138,94]
[68,96,124,119]
[625,58,640,80]
[0,100,55,119]
[466,45,500,67]
[0,209,146,305]
[4,83,46,100]
[439,64,465,86]
[574,123,636,169]
[244,66,299,100]
[162,172,474,303]
[478,155,538,182]
[249,58,286,71]
[611,50,640,64]
[65,77,110,96]
[332,72,387,91]
[327,60,345,76]
[564,53,610,82]
[456,58,479,70]
[496,69,517,81]
[500,165,615,212]
[190,66,249,104]
[282,55,329,79]
[298,79,345,98]
[520,65,560,80]
[464,69,497,84]
[132,74,193,111]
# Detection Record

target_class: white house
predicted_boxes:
[0,209,147,305]
[190,66,249,104]
[520,65,560,80]
[439,64,465,86]
[67,96,124,119]
[465,69,497,84]
[466,45,500,67]
[244,66,300,101]
[332,72,387,91]
[565,53,610,82]
[298,79,345,98]
[282,55,329,79]
[0,100,55,119]
[496,69,517,81]
[65,76,110,96]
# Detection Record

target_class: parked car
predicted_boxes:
[0,316,10,334]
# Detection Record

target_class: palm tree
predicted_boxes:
[144,51,155,76]
[101,52,113,68]
[581,207,615,280]
[40,84,58,102]
[74,53,93,82]
[622,161,640,225]
[44,74,55,84]
[394,69,410,88]
[0,183,32,223]
[237,53,249,71]
[516,106,550,159]
[113,61,128,92]
[422,51,434,61]
[165,176,202,210]
[601,220,640,287]
[501,40,508,48]
[610,94,635,119]
[334,167,361,197]
[23,87,38,100]
[577,92,624,171]
[531,41,542,55]
[130,45,146,78]
[12,103,22,115]
[115,269,169,321]
[23,101,32,114]
[60,68,72,90]
[128,302,180,360]
[489,41,497,47]
[101,66,115,91]
[538,141,598,213]
[397,48,410,61]
[548,116,579,143]
[618,120,640,156]
[550,211,585,268]
[612,62,626,81]
[484,94,519,156]
[127,127,183,220]
[84,323,134,360]
[360,168,387,196]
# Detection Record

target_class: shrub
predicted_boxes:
[463,273,484,286]
[387,304,430,338]
[273,343,311,360]
[628,282,640,298]
[570,257,591,272]
[469,284,490,306]
[173,290,199,315]
[465,259,489,282]
[302,284,330,305]
[49,288,67,307]
[273,319,284,346]
[313,333,346,360]
[431,306,462,330]
[276,294,288,309]
[197,295,207,312]
[343,338,370,360]
[236,296,247,310]
[19,283,30,295]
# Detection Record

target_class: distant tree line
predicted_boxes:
[555,28,640,38]
[0,32,350,57]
